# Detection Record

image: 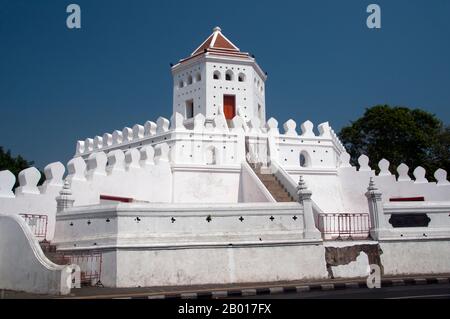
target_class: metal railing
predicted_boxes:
[318,213,371,240]
[55,251,103,287]
[19,214,48,241]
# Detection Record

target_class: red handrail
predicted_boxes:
[318,213,371,240]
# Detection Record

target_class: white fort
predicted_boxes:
[0,27,450,295]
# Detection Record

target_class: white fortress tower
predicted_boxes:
[172,27,267,127]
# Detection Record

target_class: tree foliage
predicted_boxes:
[338,105,450,180]
[0,147,34,187]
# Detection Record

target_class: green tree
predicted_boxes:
[0,147,35,187]
[338,105,450,180]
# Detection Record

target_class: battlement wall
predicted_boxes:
[337,153,450,213]
[75,112,345,171]
[0,162,66,240]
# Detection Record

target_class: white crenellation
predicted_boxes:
[358,154,371,172]
[122,127,133,143]
[397,163,411,182]
[74,117,348,170]
[266,118,279,135]
[84,138,94,152]
[144,121,157,136]
[15,167,41,196]
[339,152,352,168]
[237,108,250,132]
[274,119,344,169]
[67,157,87,182]
[103,133,113,147]
[86,152,107,178]
[434,169,450,186]
[230,116,245,133]
[132,125,145,140]
[413,166,428,184]
[156,117,170,134]
[318,122,331,138]
[378,159,391,176]
[107,150,126,173]
[94,136,103,150]
[358,155,371,171]
[213,114,228,132]
[140,145,155,168]
[76,141,85,155]
[170,112,186,131]
[112,130,123,145]
[0,170,16,198]
[194,113,206,132]
[300,120,315,137]
[154,143,170,164]
[283,119,297,136]
[125,149,141,171]
[248,118,261,134]
[39,162,65,193]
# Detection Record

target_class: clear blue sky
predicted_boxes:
[1,0,449,169]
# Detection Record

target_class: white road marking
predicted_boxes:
[387,294,450,299]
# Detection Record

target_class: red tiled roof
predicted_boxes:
[191,27,241,56]
[176,27,252,66]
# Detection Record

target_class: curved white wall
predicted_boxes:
[0,214,78,295]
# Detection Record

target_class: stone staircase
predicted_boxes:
[250,164,295,202]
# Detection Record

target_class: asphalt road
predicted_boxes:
[237,283,450,299]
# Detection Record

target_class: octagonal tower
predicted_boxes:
[171,27,267,127]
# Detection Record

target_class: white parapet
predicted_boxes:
[53,201,327,287]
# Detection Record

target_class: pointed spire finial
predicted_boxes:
[297,175,312,201]
[59,179,72,196]
[367,177,377,191]
[297,175,307,191]
[56,179,75,212]
[213,26,221,32]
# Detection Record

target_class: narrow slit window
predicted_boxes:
[186,99,194,119]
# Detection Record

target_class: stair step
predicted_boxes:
[263,183,280,188]
[259,177,277,182]
[270,191,291,198]
[40,241,57,253]
[248,162,295,203]
[275,195,292,200]
[271,190,288,194]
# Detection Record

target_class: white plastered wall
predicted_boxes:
[0,214,79,295]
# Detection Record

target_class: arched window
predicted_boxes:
[178,80,184,89]
[195,73,201,82]
[225,70,234,81]
[213,71,221,80]
[187,75,193,85]
[300,151,311,168]
[238,73,246,82]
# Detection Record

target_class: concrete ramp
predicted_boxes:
[0,213,79,295]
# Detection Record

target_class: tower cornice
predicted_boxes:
[171,54,267,81]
